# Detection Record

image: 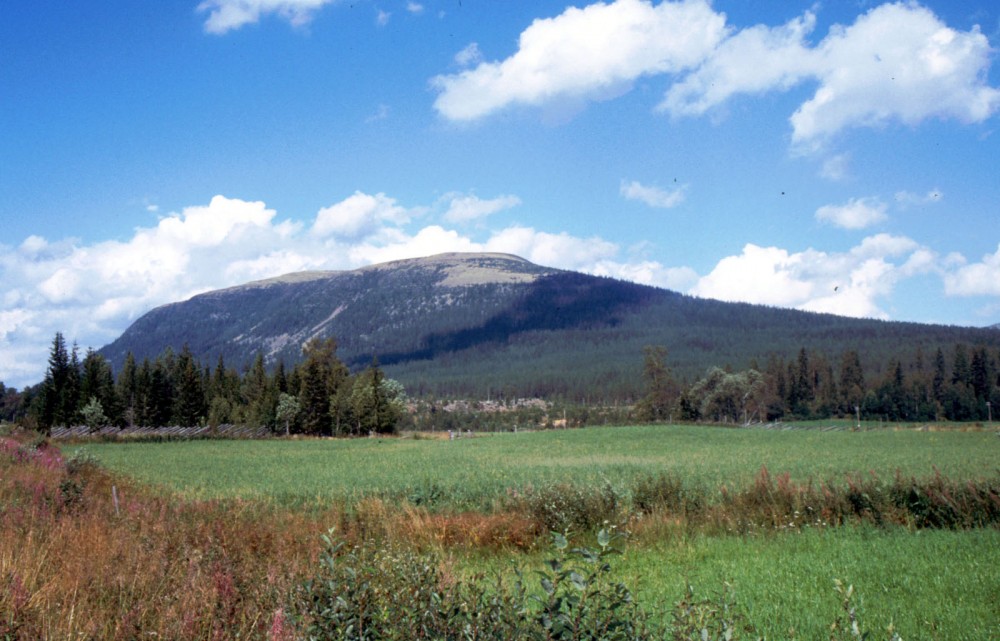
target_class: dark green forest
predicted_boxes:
[4,328,998,433]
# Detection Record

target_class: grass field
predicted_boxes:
[75,424,1000,510]
[39,425,1000,638]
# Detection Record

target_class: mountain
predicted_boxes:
[99,252,1000,401]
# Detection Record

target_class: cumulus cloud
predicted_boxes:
[0,192,680,389]
[197,0,335,34]
[815,197,888,229]
[442,193,521,223]
[431,0,726,121]
[664,3,999,146]
[312,191,411,239]
[944,244,1000,296]
[660,10,816,116]
[434,1,998,145]
[406,2,423,14]
[690,234,932,319]
[620,179,687,209]
[788,4,999,145]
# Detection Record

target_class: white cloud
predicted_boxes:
[484,227,619,272]
[660,11,816,116]
[944,244,1000,296]
[620,179,686,209]
[376,9,390,26]
[442,193,521,223]
[815,197,887,229]
[690,234,931,319]
[312,191,411,239]
[431,0,727,121]
[591,261,698,290]
[789,3,999,146]
[429,2,999,145]
[197,0,335,34]
[454,43,482,68]
[406,2,423,14]
[657,3,1000,145]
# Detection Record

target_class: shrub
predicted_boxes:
[295,529,651,641]
[523,482,625,534]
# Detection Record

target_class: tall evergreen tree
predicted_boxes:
[838,349,865,414]
[35,332,80,429]
[297,338,348,435]
[173,345,205,426]
[931,347,947,405]
[118,352,138,427]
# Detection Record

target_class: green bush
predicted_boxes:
[524,482,625,534]
[294,529,651,640]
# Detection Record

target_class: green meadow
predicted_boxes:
[68,424,1000,638]
[77,423,998,508]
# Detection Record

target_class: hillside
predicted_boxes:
[100,252,1000,401]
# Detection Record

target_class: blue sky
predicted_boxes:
[2,0,999,389]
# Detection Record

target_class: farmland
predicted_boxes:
[5,424,1000,639]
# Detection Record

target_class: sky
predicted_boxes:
[2,0,999,389]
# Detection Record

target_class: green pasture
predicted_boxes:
[73,424,1000,638]
[458,527,999,640]
[76,423,999,509]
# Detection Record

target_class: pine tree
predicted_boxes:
[838,349,865,414]
[298,338,348,435]
[173,345,205,427]
[118,352,138,427]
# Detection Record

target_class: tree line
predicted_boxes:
[12,333,404,435]
[637,343,1000,425]
[3,333,999,433]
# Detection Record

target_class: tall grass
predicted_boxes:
[0,436,324,639]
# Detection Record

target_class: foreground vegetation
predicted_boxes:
[3,423,997,639]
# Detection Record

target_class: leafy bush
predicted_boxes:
[524,482,625,534]
[295,529,651,640]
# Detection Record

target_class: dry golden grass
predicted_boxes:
[1,434,541,639]
[1,435,326,639]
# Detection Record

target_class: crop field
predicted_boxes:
[74,423,999,510]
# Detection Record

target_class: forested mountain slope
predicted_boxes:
[100,253,1000,401]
